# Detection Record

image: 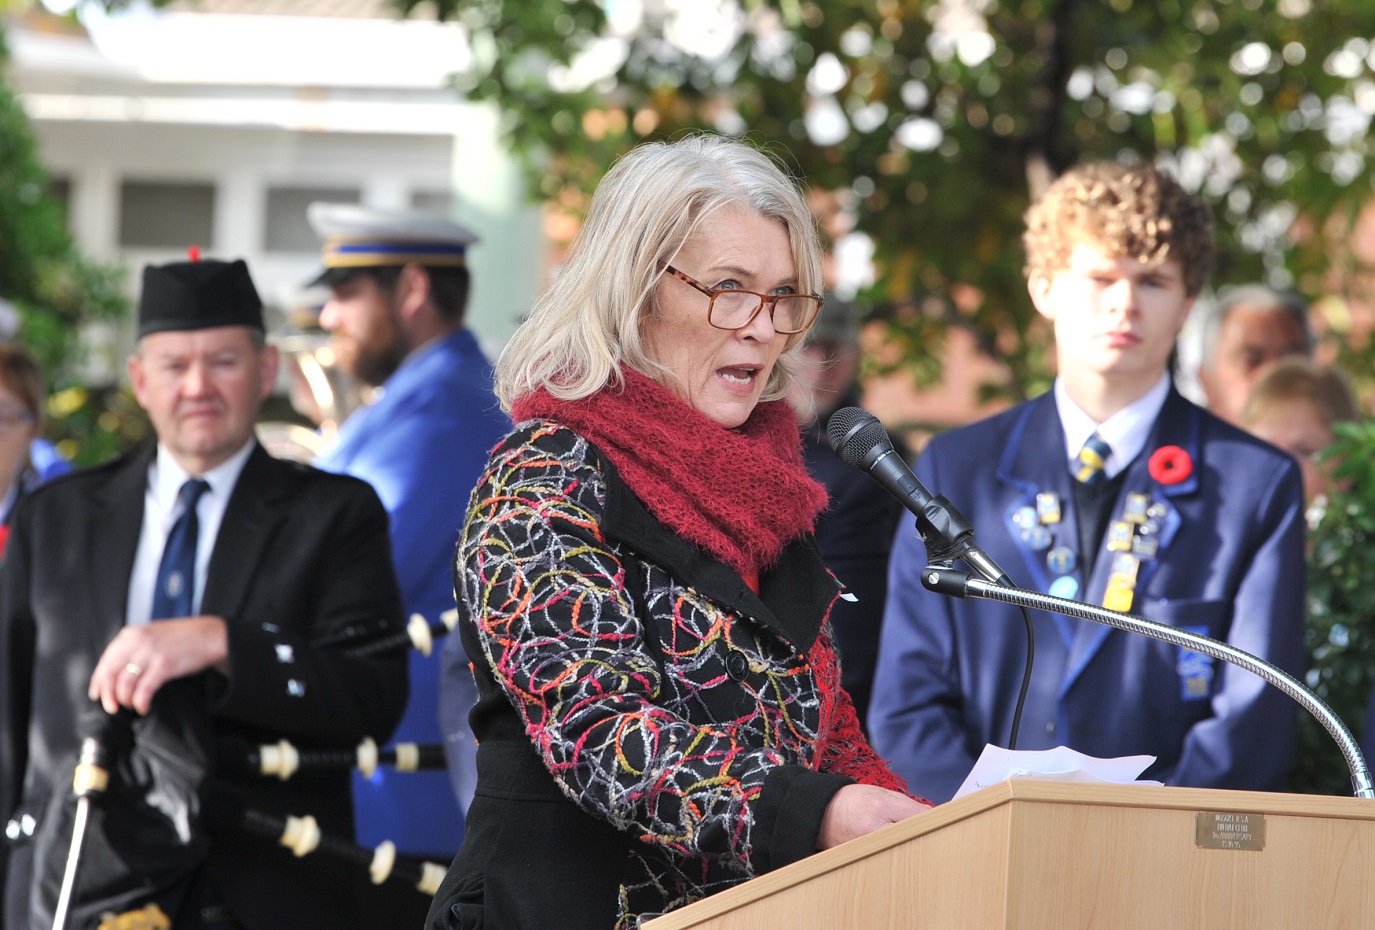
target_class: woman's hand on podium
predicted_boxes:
[818,784,933,849]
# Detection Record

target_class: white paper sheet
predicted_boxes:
[952,743,1163,800]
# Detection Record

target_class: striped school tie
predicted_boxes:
[1074,432,1112,486]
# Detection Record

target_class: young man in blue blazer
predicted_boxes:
[870,162,1306,803]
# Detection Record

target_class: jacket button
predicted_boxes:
[725,650,749,681]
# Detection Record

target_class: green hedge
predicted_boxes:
[1290,420,1375,796]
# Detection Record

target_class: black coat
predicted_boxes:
[0,443,408,930]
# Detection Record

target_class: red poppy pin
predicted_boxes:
[1148,445,1193,485]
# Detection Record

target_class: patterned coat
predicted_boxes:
[426,421,906,930]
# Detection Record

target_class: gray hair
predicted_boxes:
[1199,284,1313,372]
[494,133,824,410]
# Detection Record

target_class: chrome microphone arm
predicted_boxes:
[922,566,1375,800]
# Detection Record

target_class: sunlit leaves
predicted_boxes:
[403,0,1375,407]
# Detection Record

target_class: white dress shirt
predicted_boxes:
[125,439,255,625]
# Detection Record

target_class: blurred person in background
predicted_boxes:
[0,305,70,486]
[1196,284,1313,426]
[790,296,906,726]
[0,257,407,929]
[0,345,54,547]
[871,160,1307,804]
[1240,357,1358,506]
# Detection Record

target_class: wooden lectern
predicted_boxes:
[643,780,1375,929]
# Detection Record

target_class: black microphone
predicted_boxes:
[826,407,1011,585]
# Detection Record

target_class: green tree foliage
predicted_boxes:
[406,0,1375,408]
[1292,421,1375,795]
[0,26,135,464]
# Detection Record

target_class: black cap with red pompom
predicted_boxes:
[137,256,263,339]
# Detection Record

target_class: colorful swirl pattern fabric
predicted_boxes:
[457,421,907,926]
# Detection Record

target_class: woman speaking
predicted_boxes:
[428,134,930,930]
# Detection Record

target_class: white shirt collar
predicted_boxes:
[1054,373,1171,480]
[150,439,256,524]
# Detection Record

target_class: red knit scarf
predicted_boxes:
[511,367,830,579]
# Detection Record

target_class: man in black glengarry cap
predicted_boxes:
[0,256,408,930]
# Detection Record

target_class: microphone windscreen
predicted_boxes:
[826,406,894,468]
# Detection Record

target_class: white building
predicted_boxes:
[7,0,543,367]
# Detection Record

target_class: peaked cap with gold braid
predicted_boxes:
[305,202,478,287]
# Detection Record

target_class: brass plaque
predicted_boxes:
[1195,811,1266,851]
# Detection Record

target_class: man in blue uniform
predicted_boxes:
[869,161,1306,804]
[307,204,510,922]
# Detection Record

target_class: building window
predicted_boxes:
[411,190,452,215]
[48,177,71,229]
[49,177,70,208]
[265,186,359,253]
[118,181,215,249]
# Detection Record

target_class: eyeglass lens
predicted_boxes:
[710,292,817,333]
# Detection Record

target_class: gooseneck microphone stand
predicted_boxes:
[923,566,1375,800]
[826,405,1374,801]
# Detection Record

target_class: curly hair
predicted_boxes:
[1023,161,1215,296]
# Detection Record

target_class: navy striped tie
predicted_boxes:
[1074,433,1112,486]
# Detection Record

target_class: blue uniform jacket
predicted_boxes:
[317,327,510,855]
[869,388,1306,804]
